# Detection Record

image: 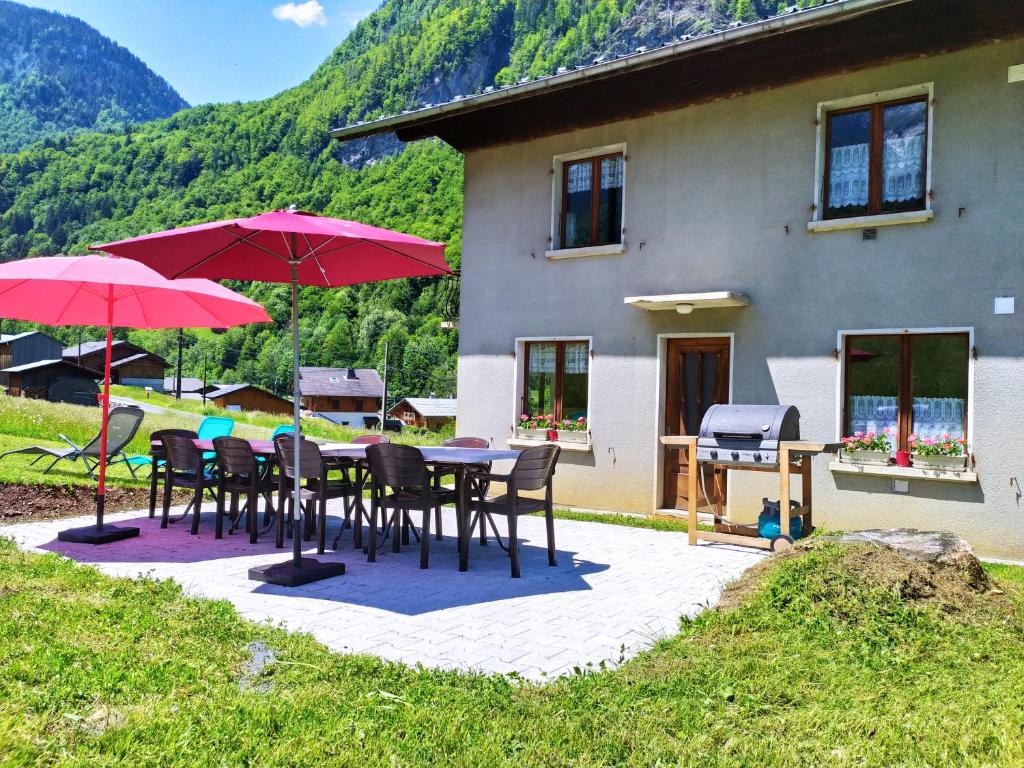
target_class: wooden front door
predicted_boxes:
[662,337,731,510]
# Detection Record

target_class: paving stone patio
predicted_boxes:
[5,502,764,679]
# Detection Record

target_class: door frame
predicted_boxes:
[652,332,735,514]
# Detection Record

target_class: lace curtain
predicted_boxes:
[563,343,588,374]
[566,162,592,194]
[848,395,965,448]
[828,135,924,209]
[600,157,623,190]
[528,344,556,374]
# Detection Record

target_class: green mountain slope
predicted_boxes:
[0,0,188,153]
[0,0,813,401]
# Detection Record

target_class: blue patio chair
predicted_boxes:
[271,424,295,440]
[198,416,235,460]
[256,424,295,465]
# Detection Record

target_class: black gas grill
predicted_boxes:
[696,404,800,468]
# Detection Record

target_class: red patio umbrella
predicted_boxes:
[0,255,271,544]
[94,207,450,585]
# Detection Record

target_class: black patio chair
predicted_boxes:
[468,444,560,578]
[274,435,356,554]
[432,436,492,543]
[330,433,391,550]
[364,442,456,569]
[146,428,199,518]
[159,433,217,534]
[0,405,145,480]
[213,436,277,542]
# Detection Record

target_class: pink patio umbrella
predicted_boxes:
[0,255,271,544]
[94,207,450,586]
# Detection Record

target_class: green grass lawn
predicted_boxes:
[1,539,1022,766]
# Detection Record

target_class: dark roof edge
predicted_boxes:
[328,0,904,144]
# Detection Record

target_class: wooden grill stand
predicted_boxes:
[660,436,840,551]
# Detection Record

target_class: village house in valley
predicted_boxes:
[333,0,1024,559]
[207,383,293,415]
[388,397,457,430]
[65,340,168,392]
[0,331,62,388]
[299,366,384,427]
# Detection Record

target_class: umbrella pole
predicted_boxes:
[248,255,345,586]
[291,264,303,567]
[96,321,113,530]
[57,286,139,545]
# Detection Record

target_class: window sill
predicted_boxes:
[508,437,592,453]
[545,243,625,260]
[829,461,978,483]
[807,209,934,233]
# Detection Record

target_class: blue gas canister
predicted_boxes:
[757,498,802,539]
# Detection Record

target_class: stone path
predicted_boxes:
[4,502,764,679]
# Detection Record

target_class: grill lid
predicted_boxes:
[698,404,800,442]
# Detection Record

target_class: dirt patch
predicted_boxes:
[718,538,1008,619]
[0,483,187,524]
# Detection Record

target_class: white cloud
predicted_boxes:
[272,1,328,28]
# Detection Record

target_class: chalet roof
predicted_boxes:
[299,367,383,398]
[0,331,53,345]
[63,340,125,358]
[163,376,214,393]
[2,359,101,376]
[208,382,291,403]
[329,0,1024,151]
[391,397,457,418]
[109,352,168,368]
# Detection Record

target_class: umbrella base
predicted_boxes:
[57,524,140,545]
[248,557,346,587]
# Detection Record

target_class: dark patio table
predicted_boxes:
[150,438,520,568]
[318,443,521,571]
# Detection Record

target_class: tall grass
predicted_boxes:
[108,385,445,445]
[0,390,444,460]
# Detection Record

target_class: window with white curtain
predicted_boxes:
[560,153,624,249]
[843,332,969,452]
[522,340,589,420]
[823,94,929,219]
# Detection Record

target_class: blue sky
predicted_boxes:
[17,0,381,106]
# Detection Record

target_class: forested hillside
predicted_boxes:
[0,0,818,401]
[0,0,188,153]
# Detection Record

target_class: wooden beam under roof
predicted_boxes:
[333,0,1024,152]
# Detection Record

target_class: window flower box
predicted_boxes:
[840,449,891,466]
[516,428,550,441]
[911,454,968,471]
[909,434,968,470]
[840,430,892,465]
[518,415,588,442]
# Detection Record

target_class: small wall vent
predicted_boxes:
[862,228,878,241]
[1009,64,1024,83]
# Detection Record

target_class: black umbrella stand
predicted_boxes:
[248,258,345,587]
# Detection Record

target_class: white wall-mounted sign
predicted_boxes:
[994,296,1015,315]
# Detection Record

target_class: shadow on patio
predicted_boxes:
[36,507,611,615]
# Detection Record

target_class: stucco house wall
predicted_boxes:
[456,40,1024,559]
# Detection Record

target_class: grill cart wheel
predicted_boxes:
[770,535,795,553]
